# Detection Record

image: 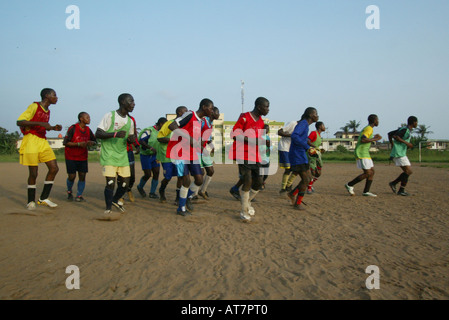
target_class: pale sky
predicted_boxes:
[1,0,448,139]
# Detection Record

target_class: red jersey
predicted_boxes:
[166,111,202,161]
[64,123,96,161]
[127,116,139,152]
[229,112,265,163]
[19,102,50,139]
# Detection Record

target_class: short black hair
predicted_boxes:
[408,116,418,125]
[176,106,188,117]
[78,112,88,122]
[200,98,213,109]
[315,121,324,130]
[156,117,167,126]
[40,88,55,100]
[255,97,269,107]
[300,107,317,121]
[368,114,378,124]
[118,93,132,106]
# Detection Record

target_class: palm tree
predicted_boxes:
[340,125,349,134]
[345,120,360,133]
[414,124,433,140]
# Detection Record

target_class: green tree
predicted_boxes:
[340,125,349,135]
[0,127,20,154]
[345,120,360,133]
[414,124,433,140]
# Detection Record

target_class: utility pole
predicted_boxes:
[241,80,245,114]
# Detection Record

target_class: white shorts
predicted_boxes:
[356,158,374,170]
[393,156,411,167]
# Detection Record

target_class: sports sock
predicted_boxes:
[150,179,159,194]
[281,173,290,189]
[28,185,36,203]
[295,192,305,206]
[308,178,317,191]
[348,176,363,187]
[178,186,189,211]
[104,187,113,210]
[77,181,86,197]
[176,188,180,200]
[189,182,199,198]
[400,173,409,187]
[249,189,259,201]
[363,180,373,193]
[201,175,212,193]
[67,179,75,193]
[286,173,296,188]
[138,176,150,189]
[40,181,54,200]
[241,190,250,213]
[112,181,127,203]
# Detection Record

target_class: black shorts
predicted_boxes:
[66,159,88,174]
[291,163,309,173]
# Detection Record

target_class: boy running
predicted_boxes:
[345,114,382,197]
[95,93,136,220]
[167,99,214,216]
[157,107,188,204]
[63,112,97,202]
[306,121,325,194]
[17,88,62,210]
[197,106,220,200]
[278,120,300,194]
[287,107,319,210]
[137,117,167,199]
[229,97,270,221]
[388,116,418,196]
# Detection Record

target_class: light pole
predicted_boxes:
[241,80,245,114]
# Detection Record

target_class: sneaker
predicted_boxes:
[149,193,159,199]
[112,201,125,213]
[286,186,293,192]
[198,190,209,200]
[186,198,194,211]
[279,189,287,195]
[26,201,36,211]
[397,190,410,196]
[229,188,241,201]
[240,211,251,222]
[345,184,355,196]
[389,182,397,194]
[75,196,85,202]
[307,187,315,195]
[293,204,306,210]
[159,190,167,203]
[38,198,58,208]
[99,210,121,221]
[67,192,74,201]
[127,191,135,202]
[362,192,377,197]
[177,209,191,217]
[137,185,146,198]
[287,192,296,205]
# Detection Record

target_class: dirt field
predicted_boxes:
[0,161,448,300]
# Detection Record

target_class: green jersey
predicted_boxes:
[100,111,131,167]
[355,125,374,159]
[156,120,174,163]
[390,127,411,158]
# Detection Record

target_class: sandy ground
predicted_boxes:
[0,161,448,300]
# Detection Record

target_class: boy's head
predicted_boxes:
[254,97,270,116]
[78,112,90,124]
[315,121,325,131]
[175,106,188,117]
[408,116,418,128]
[199,98,214,118]
[156,117,168,130]
[40,88,58,104]
[368,114,379,126]
[300,107,318,123]
[118,93,135,113]
[211,107,220,121]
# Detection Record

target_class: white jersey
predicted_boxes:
[278,121,298,152]
[97,111,134,135]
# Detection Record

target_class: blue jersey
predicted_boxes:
[289,119,310,165]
